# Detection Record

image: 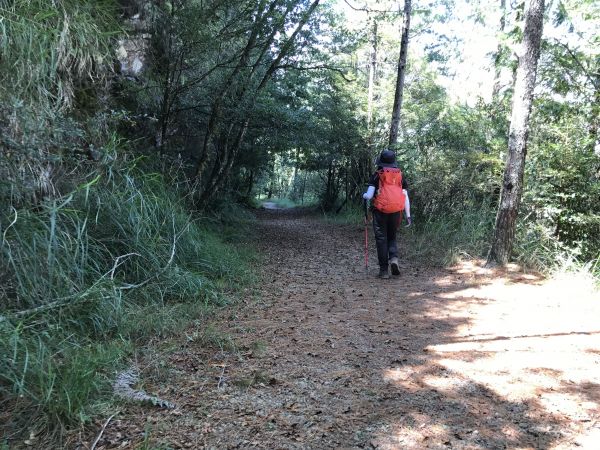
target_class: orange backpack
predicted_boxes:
[373,168,405,213]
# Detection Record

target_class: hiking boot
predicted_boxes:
[390,257,400,276]
[378,268,390,279]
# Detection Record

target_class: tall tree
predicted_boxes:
[488,0,546,265]
[593,66,600,155]
[388,0,411,146]
[367,19,378,136]
[196,0,322,207]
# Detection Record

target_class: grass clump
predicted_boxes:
[317,196,599,285]
[321,203,364,225]
[0,0,118,111]
[319,200,495,266]
[0,160,256,444]
[404,203,496,265]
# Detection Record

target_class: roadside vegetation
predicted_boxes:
[1,1,256,443]
[1,0,598,446]
[0,157,255,443]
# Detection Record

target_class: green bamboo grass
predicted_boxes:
[0,162,256,441]
[0,0,118,111]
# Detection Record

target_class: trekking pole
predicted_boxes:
[363,199,369,276]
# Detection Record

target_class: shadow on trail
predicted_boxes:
[244,209,598,449]
[374,380,561,448]
[92,208,600,449]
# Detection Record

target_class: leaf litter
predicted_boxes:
[81,208,600,449]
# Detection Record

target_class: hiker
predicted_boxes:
[363,149,412,279]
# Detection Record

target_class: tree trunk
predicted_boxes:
[366,19,378,171]
[301,172,307,204]
[591,67,600,156]
[192,0,271,180]
[324,160,336,211]
[197,120,249,207]
[388,0,411,147]
[246,170,254,195]
[153,3,179,153]
[367,20,377,135]
[255,0,321,93]
[157,67,171,151]
[488,0,546,266]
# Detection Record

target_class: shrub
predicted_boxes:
[0,160,255,441]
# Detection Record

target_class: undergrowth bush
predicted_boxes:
[404,203,496,265]
[321,203,364,225]
[0,159,256,443]
[326,197,599,282]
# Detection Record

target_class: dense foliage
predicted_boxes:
[1,0,598,444]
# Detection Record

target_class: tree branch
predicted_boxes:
[275,64,355,82]
[553,38,599,90]
[343,0,397,14]
[257,0,322,92]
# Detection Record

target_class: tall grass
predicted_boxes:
[0,0,121,217]
[0,160,255,443]
[404,204,496,265]
[0,0,118,110]
[323,197,600,285]
[322,199,497,266]
[321,203,364,225]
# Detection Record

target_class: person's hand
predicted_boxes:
[405,216,412,227]
[362,192,369,199]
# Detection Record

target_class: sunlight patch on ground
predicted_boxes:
[372,421,461,450]
[427,267,600,404]
[555,425,600,449]
[378,262,599,449]
[420,373,475,391]
[383,367,412,384]
[538,392,596,420]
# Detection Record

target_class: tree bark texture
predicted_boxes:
[367,20,377,133]
[388,0,411,147]
[592,67,600,156]
[488,0,546,265]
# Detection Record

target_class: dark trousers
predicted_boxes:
[372,209,400,269]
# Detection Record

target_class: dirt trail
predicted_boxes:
[91,209,600,450]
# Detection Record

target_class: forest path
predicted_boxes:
[95,209,600,450]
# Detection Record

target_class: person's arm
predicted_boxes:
[363,173,378,199]
[363,185,375,199]
[403,189,412,226]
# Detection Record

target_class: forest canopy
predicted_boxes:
[1,0,598,264]
[0,0,599,443]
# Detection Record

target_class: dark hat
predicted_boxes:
[375,149,397,168]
